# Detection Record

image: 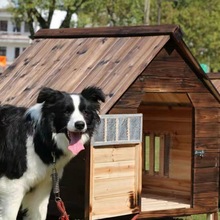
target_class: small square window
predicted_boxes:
[0,21,7,31]
[0,47,6,56]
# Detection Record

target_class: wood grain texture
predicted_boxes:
[188,93,220,107]
[90,144,141,219]
[195,137,220,151]
[193,167,219,183]
[194,152,219,168]
[195,108,220,123]
[0,35,170,115]
[34,24,181,38]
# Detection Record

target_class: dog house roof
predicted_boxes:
[208,73,220,93]
[0,25,219,113]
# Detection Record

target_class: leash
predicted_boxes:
[51,152,70,220]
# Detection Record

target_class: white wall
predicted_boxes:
[0,10,30,66]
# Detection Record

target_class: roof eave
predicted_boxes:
[34,24,181,39]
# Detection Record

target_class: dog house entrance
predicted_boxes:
[139,93,192,213]
[88,102,192,219]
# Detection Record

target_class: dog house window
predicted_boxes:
[144,132,171,176]
[92,114,142,146]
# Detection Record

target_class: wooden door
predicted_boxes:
[88,114,143,220]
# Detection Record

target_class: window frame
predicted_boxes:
[143,132,171,177]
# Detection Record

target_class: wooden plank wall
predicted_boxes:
[110,41,208,113]
[90,144,141,220]
[188,93,220,212]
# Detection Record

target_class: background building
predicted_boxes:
[0,0,30,71]
[0,0,77,72]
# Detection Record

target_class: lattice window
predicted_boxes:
[92,114,143,146]
[144,132,171,176]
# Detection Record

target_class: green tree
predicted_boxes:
[176,0,220,72]
[77,0,145,27]
[149,0,220,72]
[9,0,88,39]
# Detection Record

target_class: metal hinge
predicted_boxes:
[195,150,205,158]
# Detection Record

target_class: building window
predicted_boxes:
[144,132,170,176]
[0,21,7,31]
[0,47,6,56]
[15,47,20,58]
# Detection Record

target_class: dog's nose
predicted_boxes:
[75,121,85,130]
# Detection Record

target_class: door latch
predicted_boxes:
[195,150,205,158]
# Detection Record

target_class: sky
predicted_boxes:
[0,0,10,8]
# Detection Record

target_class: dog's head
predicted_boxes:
[26,87,105,155]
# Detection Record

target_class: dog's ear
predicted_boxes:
[25,103,43,122]
[37,87,63,104]
[81,86,105,104]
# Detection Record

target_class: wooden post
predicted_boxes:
[149,133,155,175]
[159,134,165,176]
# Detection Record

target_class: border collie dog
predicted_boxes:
[0,86,105,220]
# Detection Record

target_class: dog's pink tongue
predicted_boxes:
[68,132,85,155]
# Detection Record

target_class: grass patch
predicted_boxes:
[175,214,206,220]
[175,212,220,219]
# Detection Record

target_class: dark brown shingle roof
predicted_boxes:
[0,25,219,113]
[0,27,172,113]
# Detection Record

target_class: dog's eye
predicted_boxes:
[65,107,72,114]
[83,110,89,116]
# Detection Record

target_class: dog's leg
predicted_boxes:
[0,181,25,220]
[21,179,52,220]
[0,195,24,220]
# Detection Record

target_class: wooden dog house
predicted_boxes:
[0,25,219,219]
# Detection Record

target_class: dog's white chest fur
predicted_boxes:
[26,135,73,187]
[0,123,89,219]
[0,135,72,220]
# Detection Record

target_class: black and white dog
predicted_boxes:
[0,86,105,220]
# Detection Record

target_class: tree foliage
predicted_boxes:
[77,0,145,27]
[9,0,88,38]
[149,0,220,72]
[9,0,220,71]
